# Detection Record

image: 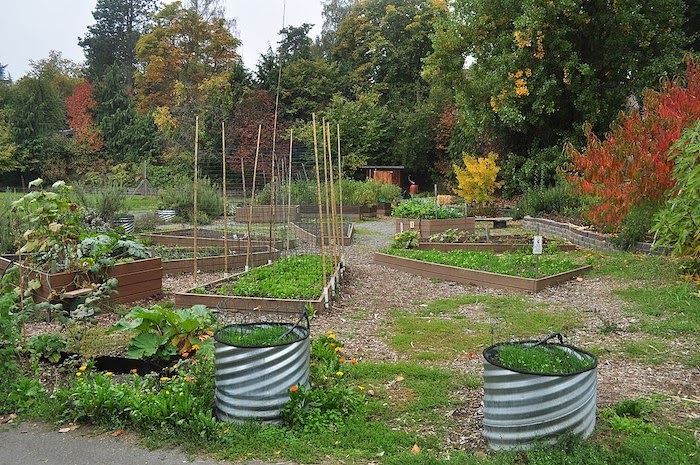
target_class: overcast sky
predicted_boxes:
[0,0,323,79]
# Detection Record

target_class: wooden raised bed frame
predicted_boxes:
[175,260,345,315]
[395,217,475,238]
[142,229,295,251]
[235,205,300,223]
[289,222,354,246]
[161,248,281,275]
[0,256,162,304]
[373,253,591,292]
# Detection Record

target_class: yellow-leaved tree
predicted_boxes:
[452,152,503,206]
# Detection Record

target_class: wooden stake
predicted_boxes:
[240,158,247,207]
[312,113,327,286]
[222,121,228,277]
[193,115,199,283]
[246,125,262,271]
[337,124,345,250]
[321,119,332,268]
[326,122,339,267]
[287,129,293,252]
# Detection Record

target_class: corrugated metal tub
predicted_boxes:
[482,335,597,450]
[214,319,310,423]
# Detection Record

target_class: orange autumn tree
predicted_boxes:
[65,79,103,152]
[452,152,503,207]
[568,59,700,230]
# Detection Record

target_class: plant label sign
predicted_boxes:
[533,236,543,255]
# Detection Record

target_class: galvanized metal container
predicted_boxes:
[157,209,178,223]
[113,214,135,234]
[482,337,597,450]
[214,321,310,423]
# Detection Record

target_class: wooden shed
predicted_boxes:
[361,165,404,186]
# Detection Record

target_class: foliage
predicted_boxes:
[391,198,464,219]
[78,233,152,272]
[0,267,22,386]
[65,80,104,152]
[216,255,329,299]
[11,179,85,272]
[426,0,689,195]
[107,304,216,361]
[427,228,471,244]
[610,203,660,251]
[514,181,582,220]
[0,192,18,253]
[391,231,420,250]
[281,330,366,433]
[652,119,700,266]
[7,76,65,145]
[27,333,68,364]
[73,183,127,222]
[216,324,301,347]
[569,60,700,230]
[157,176,223,224]
[493,343,595,374]
[386,248,582,279]
[452,152,503,205]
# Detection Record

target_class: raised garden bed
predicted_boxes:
[235,205,300,223]
[175,255,344,315]
[418,235,577,253]
[395,217,475,237]
[142,228,295,250]
[298,204,377,220]
[373,252,590,292]
[289,221,354,246]
[160,247,280,275]
[0,256,163,303]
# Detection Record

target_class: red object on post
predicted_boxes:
[409,183,419,195]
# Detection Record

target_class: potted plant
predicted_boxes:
[481,333,597,450]
[392,198,475,237]
[214,310,311,423]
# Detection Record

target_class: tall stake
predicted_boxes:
[326,122,339,268]
[193,115,199,283]
[337,124,345,250]
[222,121,228,277]
[246,125,262,271]
[321,119,332,268]
[240,158,247,206]
[312,114,327,287]
[287,129,293,253]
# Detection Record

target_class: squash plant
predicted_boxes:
[108,304,216,361]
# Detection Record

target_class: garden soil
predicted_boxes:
[6,217,699,463]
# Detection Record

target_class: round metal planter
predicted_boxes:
[157,209,178,223]
[214,322,310,424]
[112,214,135,234]
[482,337,598,450]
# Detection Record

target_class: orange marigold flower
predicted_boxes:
[289,385,299,393]
[351,358,358,364]
[339,357,346,363]
[130,368,138,374]
[182,352,190,358]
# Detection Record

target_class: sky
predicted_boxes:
[0,0,324,79]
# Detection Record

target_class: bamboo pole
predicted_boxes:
[337,124,345,250]
[222,121,229,277]
[240,158,247,207]
[286,129,293,253]
[312,114,327,286]
[321,119,332,270]
[193,116,199,283]
[326,122,339,267]
[246,125,262,271]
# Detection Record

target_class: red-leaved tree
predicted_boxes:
[65,80,104,152]
[568,60,700,230]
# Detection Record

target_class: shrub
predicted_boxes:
[611,202,660,251]
[158,176,223,224]
[0,192,17,254]
[515,182,583,219]
[452,151,503,206]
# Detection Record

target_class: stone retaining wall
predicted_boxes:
[521,216,668,255]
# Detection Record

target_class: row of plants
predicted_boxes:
[254,178,402,207]
[213,254,332,299]
[391,197,466,219]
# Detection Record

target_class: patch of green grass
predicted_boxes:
[491,344,595,374]
[124,195,159,212]
[389,295,581,360]
[620,338,671,365]
[216,324,299,346]
[386,248,584,278]
[581,250,679,283]
[615,284,700,337]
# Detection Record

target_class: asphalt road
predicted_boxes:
[0,422,291,465]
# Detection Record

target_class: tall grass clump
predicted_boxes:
[514,182,582,219]
[158,176,223,224]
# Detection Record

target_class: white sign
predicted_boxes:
[533,236,543,255]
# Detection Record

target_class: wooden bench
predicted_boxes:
[475,217,513,229]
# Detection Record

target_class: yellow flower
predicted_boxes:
[79,365,87,372]
[76,372,82,377]
[160,376,171,382]
[191,344,200,351]
[334,346,342,352]
[336,371,344,377]
[105,372,113,377]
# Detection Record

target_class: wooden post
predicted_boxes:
[337,124,345,250]
[246,125,262,271]
[193,116,199,283]
[312,114,327,286]
[326,122,339,267]
[222,121,228,277]
[240,158,247,207]
[287,129,294,252]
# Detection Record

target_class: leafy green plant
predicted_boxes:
[514,182,583,220]
[611,202,660,251]
[427,228,472,243]
[391,230,419,249]
[391,198,464,219]
[492,343,595,374]
[215,255,330,299]
[107,304,216,361]
[652,119,700,275]
[0,192,18,254]
[27,333,67,364]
